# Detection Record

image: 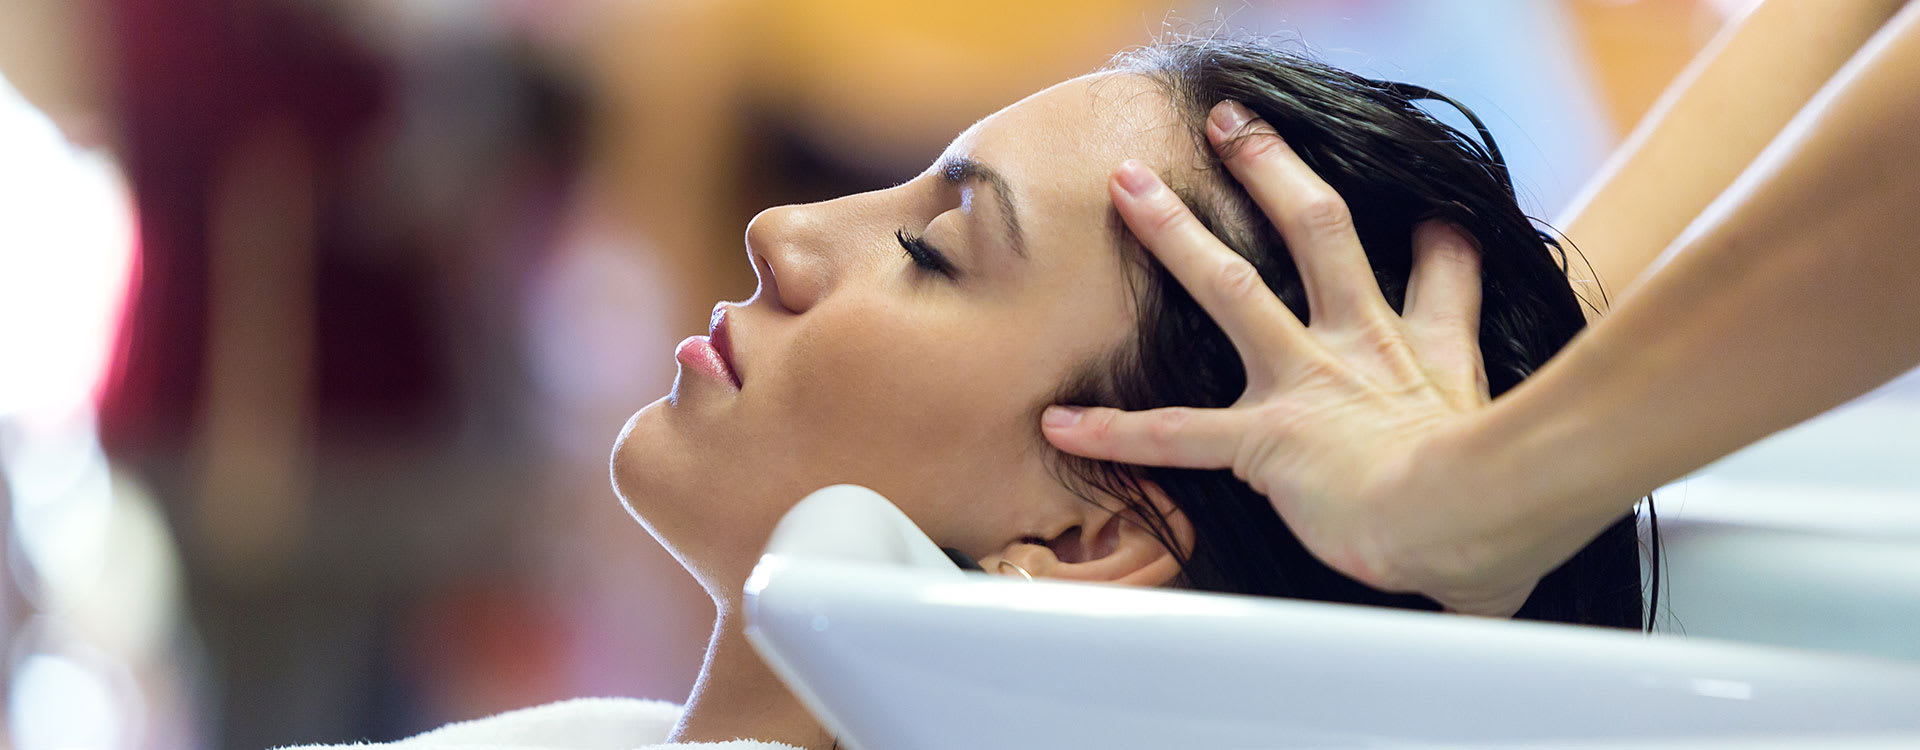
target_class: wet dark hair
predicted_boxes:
[1054,39,1647,628]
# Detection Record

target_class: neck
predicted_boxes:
[669,596,835,749]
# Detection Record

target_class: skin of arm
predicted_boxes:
[1556,0,1911,311]
[1041,3,1920,614]
[1448,0,1920,590]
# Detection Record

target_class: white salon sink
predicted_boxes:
[746,485,1920,750]
[1649,386,1920,660]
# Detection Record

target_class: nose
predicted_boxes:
[744,203,826,313]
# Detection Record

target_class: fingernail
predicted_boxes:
[1210,100,1252,134]
[1115,160,1157,198]
[1042,406,1083,429]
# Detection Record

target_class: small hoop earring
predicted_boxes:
[996,559,1034,582]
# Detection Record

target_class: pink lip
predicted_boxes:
[675,303,742,389]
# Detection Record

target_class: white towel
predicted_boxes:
[275,697,803,750]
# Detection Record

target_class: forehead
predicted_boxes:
[945,72,1197,245]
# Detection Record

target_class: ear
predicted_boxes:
[983,481,1194,587]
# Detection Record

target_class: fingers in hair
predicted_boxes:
[1109,158,1312,388]
[1206,100,1397,330]
[1405,220,1489,401]
[1041,405,1243,469]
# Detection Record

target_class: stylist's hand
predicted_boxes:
[1042,101,1534,617]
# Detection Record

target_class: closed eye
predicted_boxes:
[896,228,959,278]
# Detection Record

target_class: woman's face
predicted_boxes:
[612,72,1193,591]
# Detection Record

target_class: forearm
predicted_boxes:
[1465,1,1920,559]
[1556,0,1908,308]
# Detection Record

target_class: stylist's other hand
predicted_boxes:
[1042,101,1533,617]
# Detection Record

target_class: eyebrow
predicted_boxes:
[938,156,1027,259]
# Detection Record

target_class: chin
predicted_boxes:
[610,397,687,543]
[608,395,773,590]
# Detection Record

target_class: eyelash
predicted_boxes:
[895,228,958,278]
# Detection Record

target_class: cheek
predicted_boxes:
[761,294,1040,517]
[782,301,1010,449]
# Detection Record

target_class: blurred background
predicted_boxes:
[5,0,1914,747]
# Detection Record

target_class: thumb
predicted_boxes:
[1041,405,1242,469]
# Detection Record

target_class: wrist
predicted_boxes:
[1435,393,1642,589]
[1401,408,1615,609]
[1407,414,1533,583]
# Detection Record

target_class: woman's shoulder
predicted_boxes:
[274,697,686,750]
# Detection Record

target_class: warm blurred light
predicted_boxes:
[0,72,136,420]
[1706,0,1765,18]
[525,233,680,429]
